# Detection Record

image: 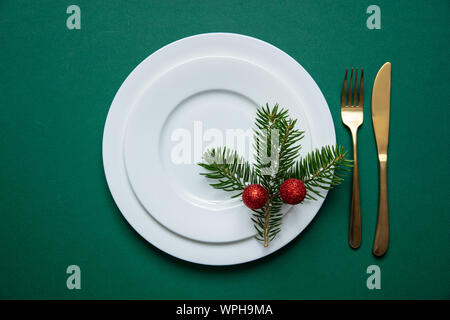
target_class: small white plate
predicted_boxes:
[103,33,335,265]
[124,56,312,243]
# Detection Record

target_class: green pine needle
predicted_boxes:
[288,145,353,200]
[198,147,258,198]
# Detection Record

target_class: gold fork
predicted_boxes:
[341,68,364,249]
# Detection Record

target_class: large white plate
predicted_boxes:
[102,33,335,265]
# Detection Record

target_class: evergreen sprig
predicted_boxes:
[198,147,258,198]
[251,104,304,246]
[198,104,351,246]
[288,145,352,200]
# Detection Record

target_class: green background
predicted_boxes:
[0,0,449,299]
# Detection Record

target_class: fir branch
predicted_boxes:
[251,104,304,246]
[198,147,258,198]
[197,104,351,247]
[287,145,352,200]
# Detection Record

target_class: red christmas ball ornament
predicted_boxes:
[280,178,306,205]
[242,184,268,209]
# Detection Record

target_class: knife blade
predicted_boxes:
[371,62,391,257]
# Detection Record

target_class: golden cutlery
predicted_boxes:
[341,68,364,249]
[371,62,391,257]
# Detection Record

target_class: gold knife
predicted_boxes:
[371,62,391,257]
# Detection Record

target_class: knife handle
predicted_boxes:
[373,159,389,256]
[349,130,362,249]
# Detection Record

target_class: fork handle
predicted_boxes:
[373,159,389,256]
[349,129,362,249]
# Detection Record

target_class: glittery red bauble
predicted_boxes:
[280,178,306,205]
[242,184,268,209]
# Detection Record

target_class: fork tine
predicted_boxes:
[353,68,358,108]
[359,68,364,108]
[341,69,348,108]
[348,68,354,107]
